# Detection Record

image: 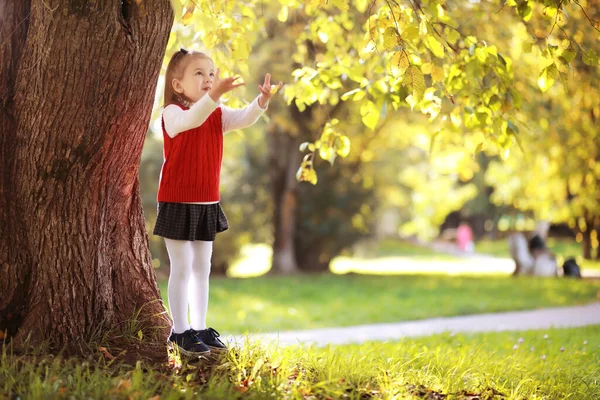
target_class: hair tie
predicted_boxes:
[180,47,188,55]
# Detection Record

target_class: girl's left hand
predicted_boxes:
[258,73,283,108]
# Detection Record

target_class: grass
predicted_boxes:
[366,240,459,260]
[158,274,600,334]
[476,238,600,271]
[3,325,599,399]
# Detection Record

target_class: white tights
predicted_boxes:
[164,238,213,334]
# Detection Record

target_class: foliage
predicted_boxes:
[148,0,600,262]
[164,0,599,181]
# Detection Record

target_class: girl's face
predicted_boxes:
[172,57,215,104]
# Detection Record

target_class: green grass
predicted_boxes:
[159,274,600,334]
[476,238,600,271]
[3,326,599,399]
[368,239,459,260]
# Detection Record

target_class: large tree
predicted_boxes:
[0,0,173,355]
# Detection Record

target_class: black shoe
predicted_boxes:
[168,329,210,357]
[191,327,227,352]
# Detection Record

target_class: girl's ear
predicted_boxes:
[172,78,183,94]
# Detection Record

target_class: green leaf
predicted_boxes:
[390,51,410,76]
[547,44,559,57]
[403,65,425,104]
[507,120,519,134]
[561,48,577,63]
[583,50,599,66]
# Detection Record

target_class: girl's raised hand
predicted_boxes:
[209,68,245,102]
[258,73,283,108]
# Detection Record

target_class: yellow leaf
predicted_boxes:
[538,64,558,92]
[169,0,183,19]
[166,32,177,51]
[360,100,379,130]
[277,5,288,22]
[335,135,351,157]
[390,51,410,76]
[341,88,361,100]
[431,65,444,82]
[424,36,444,58]
[329,0,350,12]
[383,27,399,50]
[403,65,425,103]
[231,36,251,60]
[181,8,194,26]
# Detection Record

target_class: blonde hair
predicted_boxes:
[163,49,213,107]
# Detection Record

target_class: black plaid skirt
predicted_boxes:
[153,202,229,241]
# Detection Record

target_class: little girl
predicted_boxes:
[153,48,282,357]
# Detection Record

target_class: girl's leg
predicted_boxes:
[164,238,193,334]
[189,240,213,331]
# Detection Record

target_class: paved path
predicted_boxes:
[232,302,600,347]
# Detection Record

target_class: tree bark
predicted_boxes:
[268,127,302,274]
[0,0,173,355]
[582,228,592,260]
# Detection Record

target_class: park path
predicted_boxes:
[233,302,600,347]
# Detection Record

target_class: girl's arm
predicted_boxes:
[162,94,219,138]
[221,96,267,134]
[220,72,283,133]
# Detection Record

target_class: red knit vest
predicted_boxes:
[157,105,223,203]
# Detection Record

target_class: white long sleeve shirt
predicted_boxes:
[161,95,267,204]
[162,94,267,138]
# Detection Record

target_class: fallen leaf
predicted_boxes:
[98,346,115,360]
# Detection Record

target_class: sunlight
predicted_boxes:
[227,243,516,277]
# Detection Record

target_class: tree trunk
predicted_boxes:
[268,130,302,274]
[0,0,173,355]
[582,228,592,260]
